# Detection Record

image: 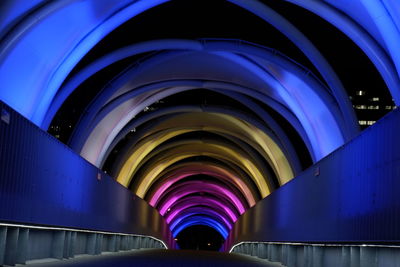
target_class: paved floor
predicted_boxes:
[25,249,285,267]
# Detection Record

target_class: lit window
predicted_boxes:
[371,97,379,102]
[367,121,376,125]
[367,105,379,110]
[355,105,367,110]
[385,106,392,110]
[356,90,365,96]
[358,120,367,125]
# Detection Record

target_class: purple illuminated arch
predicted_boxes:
[165,204,234,226]
[145,165,257,207]
[155,180,247,215]
[163,195,239,223]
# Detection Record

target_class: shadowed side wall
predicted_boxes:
[0,101,174,248]
[225,107,400,250]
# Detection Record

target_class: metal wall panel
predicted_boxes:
[226,107,400,249]
[0,101,174,248]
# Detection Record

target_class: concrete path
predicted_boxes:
[24,249,285,267]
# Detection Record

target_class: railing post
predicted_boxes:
[341,246,351,267]
[4,227,19,266]
[350,246,360,267]
[64,231,73,258]
[0,227,6,265]
[360,246,377,267]
[312,246,323,267]
[52,230,66,260]
[95,234,103,254]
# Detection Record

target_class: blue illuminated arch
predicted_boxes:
[0,0,170,125]
[42,39,349,133]
[1,0,399,134]
[358,0,400,79]
[227,0,357,138]
[171,215,229,239]
[65,45,346,166]
[0,0,359,134]
[168,208,233,231]
[284,0,400,103]
[42,39,203,129]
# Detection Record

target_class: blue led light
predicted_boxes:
[172,215,229,239]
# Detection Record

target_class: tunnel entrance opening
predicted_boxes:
[175,225,224,251]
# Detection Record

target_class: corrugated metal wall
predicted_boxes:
[0,101,174,247]
[226,107,400,249]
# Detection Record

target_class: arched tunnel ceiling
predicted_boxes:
[1,0,399,243]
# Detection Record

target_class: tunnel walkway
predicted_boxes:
[25,249,284,267]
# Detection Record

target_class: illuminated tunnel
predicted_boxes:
[1,0,400,251]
